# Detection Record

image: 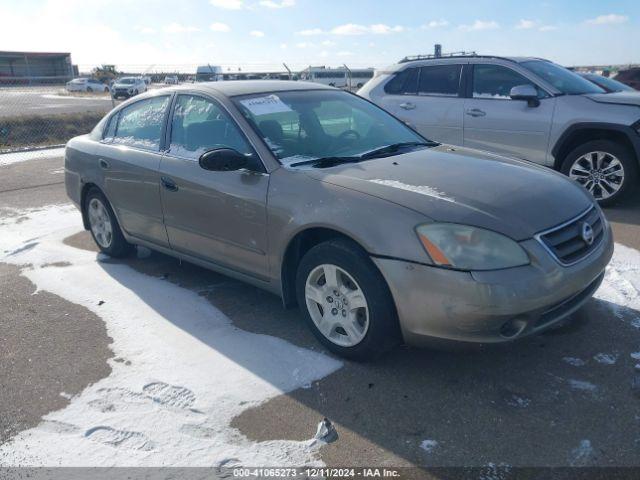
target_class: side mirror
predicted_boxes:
[510,84,540,107]
[199,148,248,172]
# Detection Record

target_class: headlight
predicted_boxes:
[416,223,530,270]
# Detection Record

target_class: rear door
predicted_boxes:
[159,93,270,279]
[463,63,557,164]
[377,63,465,145]
[98,95,171,247]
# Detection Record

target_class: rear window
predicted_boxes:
[383,67,419,95]
[418,65,462,96]
[113,96,170,151]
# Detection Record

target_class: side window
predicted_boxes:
[418,64,461,96]
[103,112,119,141]
[113,96,170,151]
[473,65,544,99]
[169,94,259,169]
[383,67,419,95]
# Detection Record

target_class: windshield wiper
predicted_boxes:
[359,141,437,160]
[289,156,362,168]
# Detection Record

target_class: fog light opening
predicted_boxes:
[500,318,528,339]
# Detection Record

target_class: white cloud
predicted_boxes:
[515,19,536,29]
[337,51,354,57]
[422,19,449,28]
[250,30,265,37]
[297,28,324,36]
[321,40,336,46]
[280,43,288,49]
[210,0,243,9]
[259,0,295,8]
[586,14,629,25]
[459,20,500,31]
[296,42,313,48]
[210,22,231,32]
[136,26,156,34]
[539,25,558,31]
[163,23,200,34]
[331,23,405,35]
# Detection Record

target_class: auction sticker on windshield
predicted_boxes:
[239,94,292,116]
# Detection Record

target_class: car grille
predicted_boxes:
[115,88,128,95]
[536,206,604,266]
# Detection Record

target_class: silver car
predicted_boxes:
[359,56,640,206]
[65,81,613,359]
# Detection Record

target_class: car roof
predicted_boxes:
[164,80,334,97]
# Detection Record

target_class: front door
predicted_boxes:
[159,93,270,279]
[463,64,556,165]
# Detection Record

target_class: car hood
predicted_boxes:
[585,92,640,106]
[302,145,593,241]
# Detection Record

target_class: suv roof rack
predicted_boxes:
[399,51,477,63]
[398,53,552,64]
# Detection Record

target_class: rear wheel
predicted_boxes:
[85,188,133,257]
[561,140,638,206]
[86,87,93,93]
[295,239,400,360]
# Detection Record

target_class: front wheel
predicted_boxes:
[561,140,638,206]
[85,188,133,257]
[295,239,400,360]
[86,87,93,93]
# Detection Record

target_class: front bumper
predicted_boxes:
[373,221,614,345]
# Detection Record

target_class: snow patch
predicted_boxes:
[0,148,65,166]
[368,179,456,203]
[562,357,586,367]
[0,205,342,466]
[593,353,618,365]
[568,379,597,392]
[569,439,594,466]
[420,439,438,453]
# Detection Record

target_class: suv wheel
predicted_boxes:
[85,188,133,257]
[561,140,638,206]
[295,239,400,360]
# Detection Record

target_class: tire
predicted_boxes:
[295,239,401,360]
[561,139,638,206]
[84,188,133,258]
[104,87,110,93]
[133,89,138,96]
[87,87,93,93]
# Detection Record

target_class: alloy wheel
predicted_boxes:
[304,264,369,347]
[569,151,625,200]
[88,198,113,248]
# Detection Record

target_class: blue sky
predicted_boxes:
[1,0,638,71]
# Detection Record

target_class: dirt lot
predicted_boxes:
[1,152,640,477]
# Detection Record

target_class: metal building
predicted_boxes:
[0,51,74,83]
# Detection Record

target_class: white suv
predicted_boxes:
[111,77,148,99]
[359,55,640,205]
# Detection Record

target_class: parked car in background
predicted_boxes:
[164,75,179,85]
[65,77,109,93]
[301,67,374,89]
[614,68,640,91]
[111,77,147,99]
[359,55,640,205]
[578,72,636,93]
[65,81,612,359]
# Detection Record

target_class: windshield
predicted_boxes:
[233,90,428,165]
[521,61,605,95]
[119,78,136,84]
[584,74,635,93]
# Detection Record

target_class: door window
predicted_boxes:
[383,67,419,95]
[169,94,259,169]
[472,65,543,99]
[113,96,170,151]
[418,65,462,96]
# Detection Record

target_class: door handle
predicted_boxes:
[399,102,416,110]
[161,176,178,192]
[465,108,486,117]
[98,159,110,169]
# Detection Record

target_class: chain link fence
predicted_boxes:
[0,63,378,154]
